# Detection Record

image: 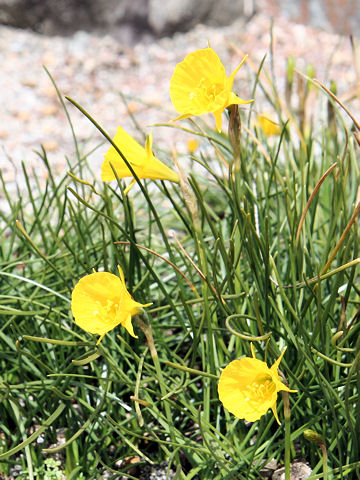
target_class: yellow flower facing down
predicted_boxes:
[170,47,253,132]
[218,345,296,424]
[257,113,282,136]
[101,127,179,189]
[71,267,152,344]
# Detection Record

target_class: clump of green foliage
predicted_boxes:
[0,48,359,480]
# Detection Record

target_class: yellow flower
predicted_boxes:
[187,138,199,154]
[71,267,152,344]
[101,127,179,190]
[170,47,253,132]
[257,113,282,136]
[218,345,296,423]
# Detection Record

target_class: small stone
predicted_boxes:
[21,79,37,88]
[16,111,31,122]
[40,104,58,116]
[42,50,57,66]
[259,458,278,478]
[42,140,59,151]
[272,462,312,480]
[0,129,9,139]
[127,101,139,113]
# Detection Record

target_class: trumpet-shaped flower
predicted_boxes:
[101,127,179,188]
[218,345,296,423]
[170,47,253,132]
[71,267,152,344]
[257,113,282,136]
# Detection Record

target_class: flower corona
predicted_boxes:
[101,127,179,190]
[71,267,152,344]
[257,113,282,136]
[170,47,253,132]
[218,344,296,423]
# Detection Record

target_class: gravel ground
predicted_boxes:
[0,8,358,203]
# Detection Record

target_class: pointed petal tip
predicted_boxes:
[271,403,281,425]
[96,332,106,345]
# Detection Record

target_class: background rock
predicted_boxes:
[0,0,95,34]
[0,0,255,40]
[1,0,357,39]
[272,462,312,480]
[262,0,360,35]
[148,0,251,35]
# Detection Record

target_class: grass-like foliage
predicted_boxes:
[0,47,360,480]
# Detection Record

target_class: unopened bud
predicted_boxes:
[304,429,324,445]
[228,105,241,147]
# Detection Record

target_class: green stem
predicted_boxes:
[135,315,183,476]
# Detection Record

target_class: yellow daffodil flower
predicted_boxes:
[170,47,253,132]
[101,127,179,191]
[71,267,152,344]
[257,113,282,136]
[187,138,199,154]
[218,345,296,423]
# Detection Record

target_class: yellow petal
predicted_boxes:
[271,347,287,371]
[257,113,282,136]
[101,127,179,183]
[71,269,151,342]
[171,113,193,123]
[271,401,281,425]
[143,155,180,182]
[145,132,153,159]
[121,313,138,338]
[170,48,227,115]
[123,179,136,195]
[101,127,144,181]
[187,138,199,154]
[96,332,106,345]
[218,358,277,421]
[71,272,123,336]
[213,109,223,132]
[218,351,296,423]
[270,348,297,393]
[170,47,252,130]
[228,55,248,90]
[227,92,254,107]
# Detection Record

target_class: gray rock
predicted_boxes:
[0,0,254,39]
[264,0,360,36]
[272,462,312,480]
[148,0,254,35]
[148,0,212,35]
[0,0,95,34]
[92,0,150,30]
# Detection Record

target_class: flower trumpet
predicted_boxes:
[170,47,253,132]
[71,266,152,344]
[101,127,179,191]
[218,345,296,423]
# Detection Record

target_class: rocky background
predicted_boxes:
[0,0,359,211]
[1,0,358,40]
[0,0,256,41]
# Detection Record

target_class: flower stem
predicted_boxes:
[320,442,328,480]
[135,315,183,474]
[282,390,291,480]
